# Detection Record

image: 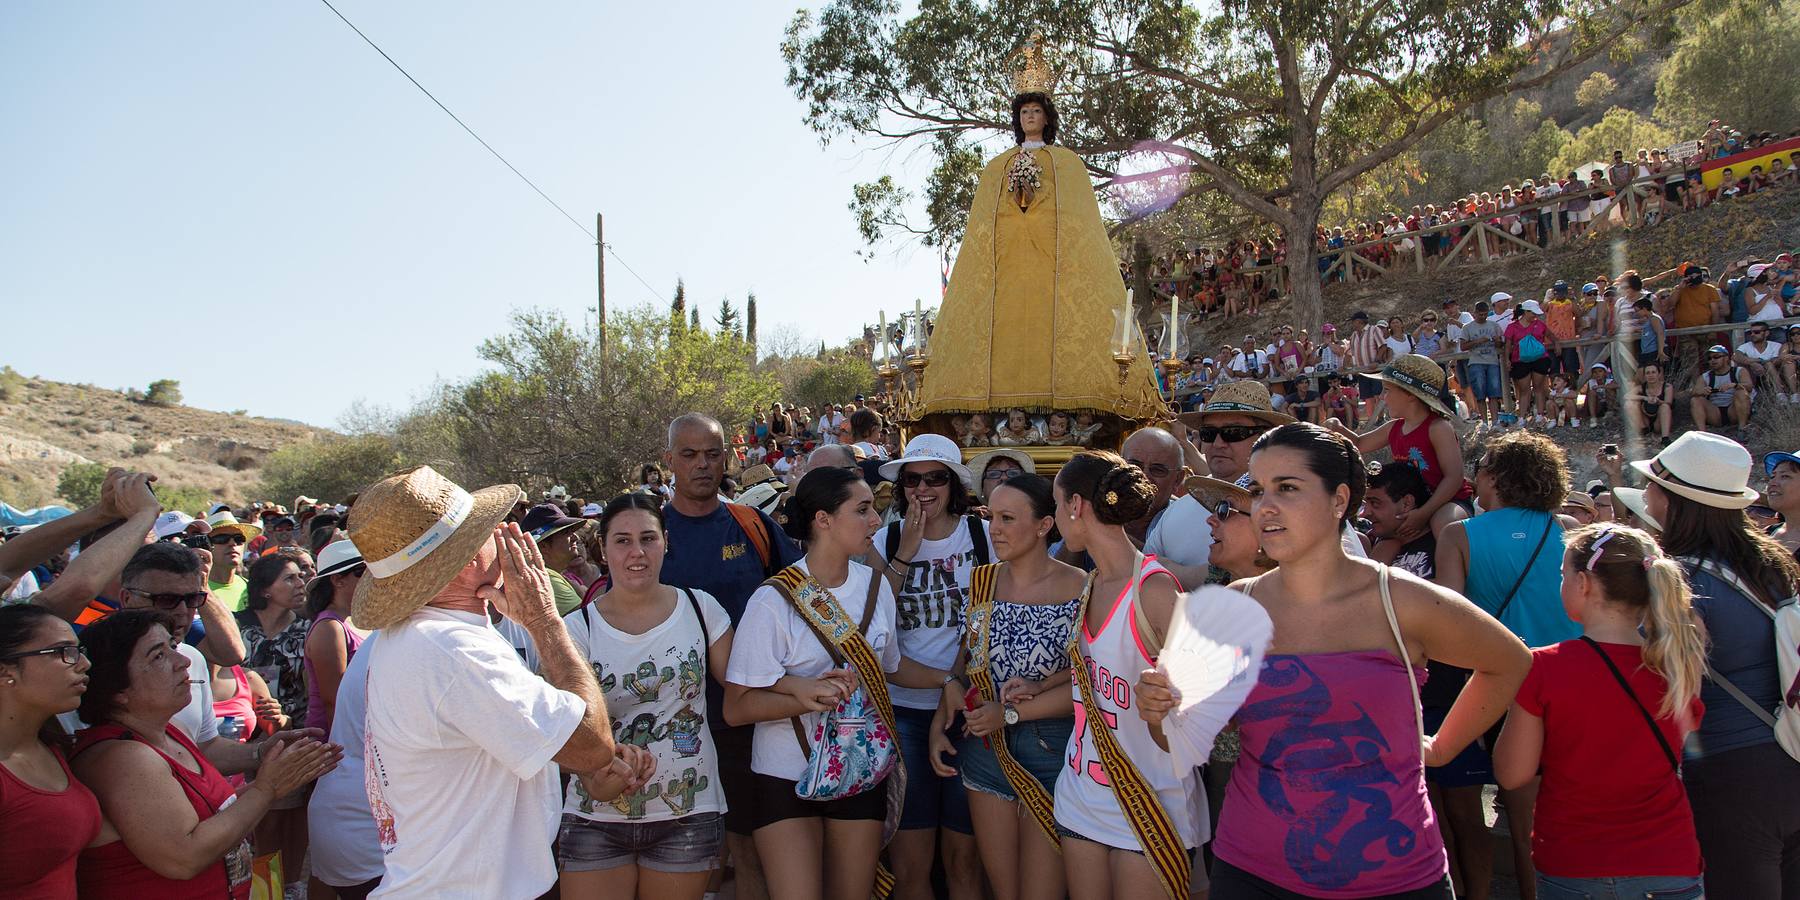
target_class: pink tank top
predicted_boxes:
[304,609,364,732]
[212,666,256,738]
[1387,419,1472,500]
[1213,650,1447,897]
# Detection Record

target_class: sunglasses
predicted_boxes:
[1209,500,1248,521]
[1195,424,1270,444]
[124,587,209,610]
[209,534,246,547]
[1127,459,1176,480]
[982,468,1022,483]
[1,644,85,666]
[899,470,955,489]
[329,563,369,579]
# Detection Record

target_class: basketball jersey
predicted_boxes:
[1054,556,1207,851]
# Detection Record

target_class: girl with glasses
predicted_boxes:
[0,604,98,897]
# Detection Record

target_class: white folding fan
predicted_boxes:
[1158,585,1274,778]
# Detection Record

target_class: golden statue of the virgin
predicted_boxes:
[913,34,1162,449]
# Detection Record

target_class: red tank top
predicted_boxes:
[0,743,101,898]
[73,723,252,900]
[1388,418,1473,501]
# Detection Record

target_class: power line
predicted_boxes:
[605,245,664,297]
[316,0,594,240]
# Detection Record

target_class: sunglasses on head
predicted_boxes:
[124,587,209,610]
[1196,424,1270,444]
[208,534,246,547]
[899,470,954,489]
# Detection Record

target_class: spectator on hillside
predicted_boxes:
[1627,361,1676,442]
[1607,149,1639,226]
[1460,301,1505,427]
[1505,300,1558,426]
[1563,172,1591,236]
[1734,322,1796,403]
[1581,362,1617,428]
[1541,281,1580,377]
[1688,345,1751,437]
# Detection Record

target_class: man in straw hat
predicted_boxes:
[353,466,649,898]
[1152,382,1297,586]
[203,508,261,611]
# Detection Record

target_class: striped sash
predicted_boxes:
[964,564,1060,851]
[1069,569,1190,900]
[765,564,905,899]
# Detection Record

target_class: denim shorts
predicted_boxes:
[1536,874,1703,899]
[957,718,1073,802]
[894,705,973,833]
[1467,363,1503,400]
[557,811,723,873]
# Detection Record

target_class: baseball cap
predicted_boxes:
[518,503,584,542]
[1490,291,1512,304]
[1551,280,1569,293]
[152,511,198,540]
[1748,263,1772,279]
[1707,344,1730,355]
[1581,282,1599,294]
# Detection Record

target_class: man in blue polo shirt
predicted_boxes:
[660,413,800,900]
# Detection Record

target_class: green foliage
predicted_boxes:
[256,434,403,507]
[57,462,108,508]
[1574,71,1617,108]
[789,353,876,411]
[153,484,214,516]
[714,298,742,338]
[746,293,759,349]
[0,367,25,403]
[144,379,182,407]
[670,278,687,331]
[1654,0,1800,135]
[1550,107,1676,176]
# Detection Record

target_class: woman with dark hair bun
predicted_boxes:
[723,466,903,899]
[1049,450,1202,899]
[1192,422,1529,899]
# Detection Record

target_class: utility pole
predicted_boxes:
[595,212,606,354]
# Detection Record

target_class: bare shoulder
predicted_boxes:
[1381,563,1472,612]
[71,738,163,788]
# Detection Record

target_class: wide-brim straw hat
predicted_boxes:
[1612,487,1661,531]
[1183,474,1251,509]
[1629,432,1758,510]
[204,510,262,541]
[1361,353,1457,419]
[1177,381,1296,429]
[348,465,524,630]
[740,464,781,487]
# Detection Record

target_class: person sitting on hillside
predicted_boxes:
[1688,345,1751,438]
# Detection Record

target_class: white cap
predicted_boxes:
[1748,263,1772,280]
[738,483,784,515]
[310,540,365,584]
[580,502,603,517]
[1490,291,1512,303]
[1518,300,1545,315]
[153,511,196,540]
[207,502,232,515]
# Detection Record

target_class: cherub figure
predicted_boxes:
[1042,411,1079,445]
[993,408,1042,446]
[962,413,995,447]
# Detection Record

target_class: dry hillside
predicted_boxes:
[0,375,331,509]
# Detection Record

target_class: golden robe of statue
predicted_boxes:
[918,143,1162,420]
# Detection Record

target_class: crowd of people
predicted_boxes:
[1151,249,1800,443]
[1126,121,1800,325]
[5,364,1800,900]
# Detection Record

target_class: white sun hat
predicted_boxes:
[1629,431,1758,509]
[878,433,975,489]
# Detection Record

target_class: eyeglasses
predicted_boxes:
[899,470,954,489]
[1,644,84,666]
[982,468,1022,483]
[124,587,210,610]
[209,534,246,547]
[1209,500,1247,521]
[1127,459,1176,480]
[1195,424,1270,444]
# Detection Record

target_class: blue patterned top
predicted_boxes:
[966,598,1080,684]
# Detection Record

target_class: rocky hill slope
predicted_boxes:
[0,373,331,508]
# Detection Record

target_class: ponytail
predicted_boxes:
[1641,555,1707,721]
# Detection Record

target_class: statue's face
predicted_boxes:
[1018,102,1046,136]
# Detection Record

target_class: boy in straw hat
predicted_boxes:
[351,466,652,898]
[1326,353,1471,543]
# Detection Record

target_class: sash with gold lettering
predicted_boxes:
[1068,570,1190,900]
[764,564,905,900]
[964,563,1061,851]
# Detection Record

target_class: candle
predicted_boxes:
[1167,294,1180,357]
[1114,291,1133,355]
[877,311,888,362]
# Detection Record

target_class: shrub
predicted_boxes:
[256,434,403,505]
[130,439,156,456]
[144,379,182,407]
[56,462,108,508]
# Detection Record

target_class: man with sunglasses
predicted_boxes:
[203,509,260,612]
[1151,384,1297,587]
[1735,324,1796,403]
[1688,344,1751,436]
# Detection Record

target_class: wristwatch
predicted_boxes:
[1002,703,1020,726]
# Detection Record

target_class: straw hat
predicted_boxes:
[1361,353,1457,419]
[204,510,262,541]
[1628,432,1758,510]
[347,466,524,630]
[1177,381,1296,430]
[1561,490,1597,515]
[1612,487,1661,531]
[740,464,781,487]
[1183,474,1251,509]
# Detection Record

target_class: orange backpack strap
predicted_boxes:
[726,503,774,575]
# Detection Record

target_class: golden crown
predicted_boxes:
[1010,32,1058,96]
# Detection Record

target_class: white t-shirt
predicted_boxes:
[59,642,217,742]
[1384,333,1416,359]
[308,632,383,887]
[562,589,730,823]
[366,607,586,900]
[1143,494,1214,570]
[724,558,900,781]
[871,519,995,709]
[854,441,889,461]
[1737,340,1781,362]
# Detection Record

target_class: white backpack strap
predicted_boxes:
[1378,566,1426,749]
[1677,556,1788,620]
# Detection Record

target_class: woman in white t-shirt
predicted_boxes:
[724,466,901,900]
[558,493,736,900]
[870,433,996,900]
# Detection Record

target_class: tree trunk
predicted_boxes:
[1285,200,1325,334]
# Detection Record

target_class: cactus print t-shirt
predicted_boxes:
[561,587,731,823]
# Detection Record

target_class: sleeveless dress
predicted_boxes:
[1386,419,1472,501]
[73,723,251,900]
[1212,581,1448,897]
[1054,556,1206,851]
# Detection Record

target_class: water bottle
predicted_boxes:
[219,715,242,741]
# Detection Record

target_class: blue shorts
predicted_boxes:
[1423,706,1493,788]
[1536,874,1702,899]
[895,705,974,833]
[1467,363,1503,400]
[956,717,1073,801]
[557,811,723,873]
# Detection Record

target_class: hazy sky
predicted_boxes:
[1,2,977,428]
